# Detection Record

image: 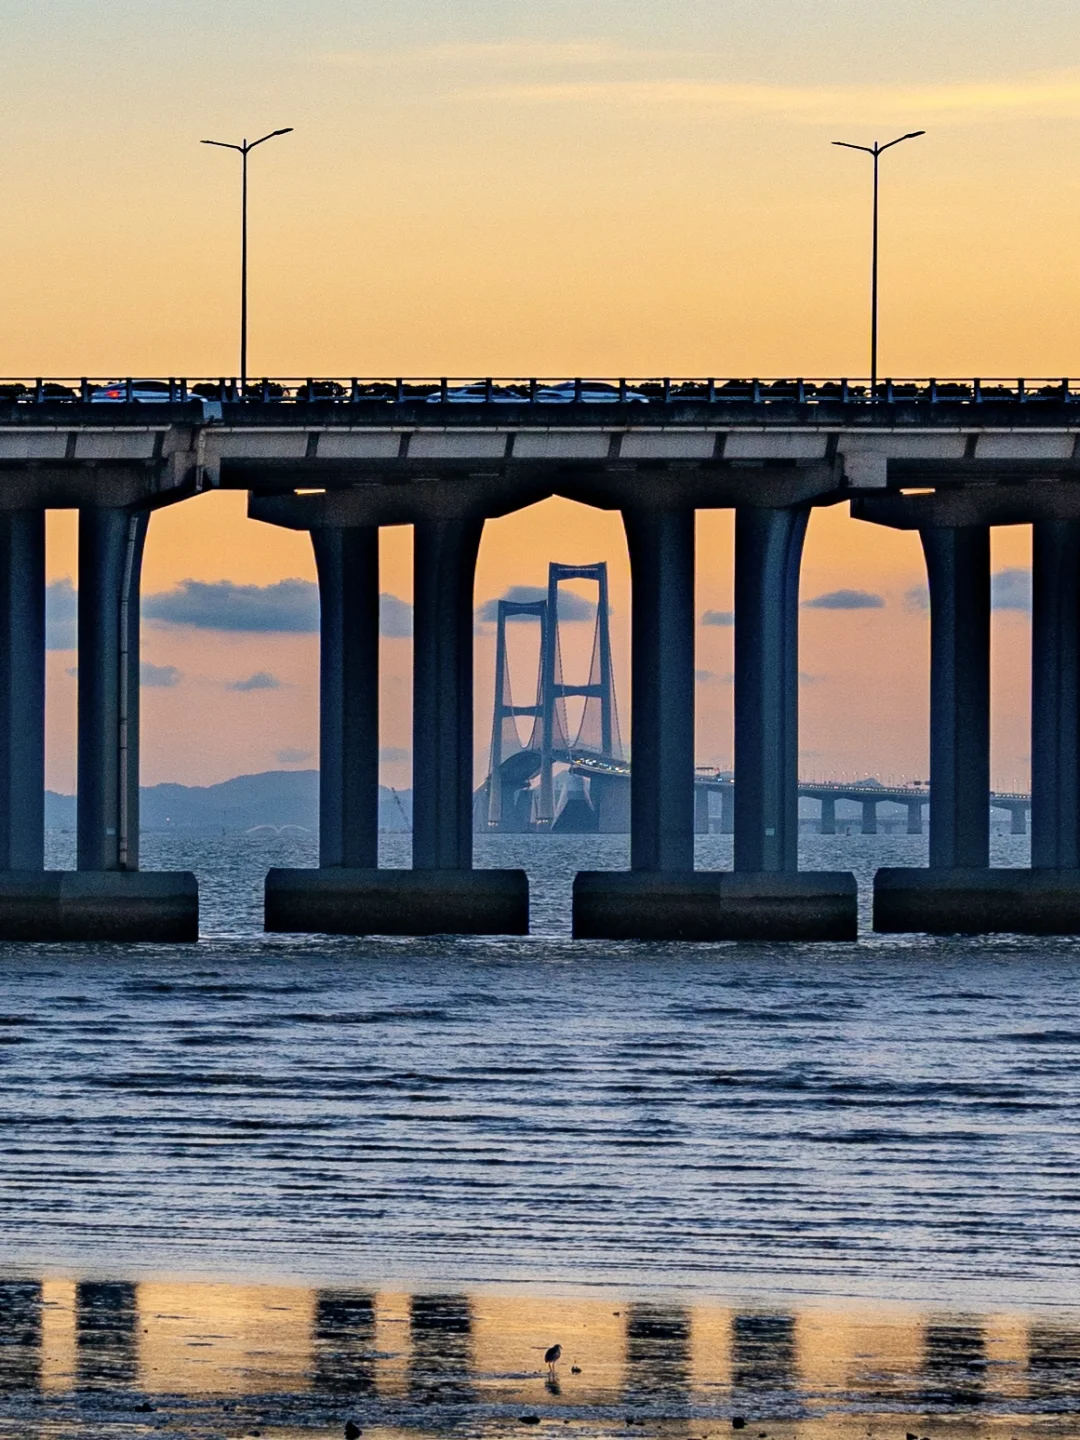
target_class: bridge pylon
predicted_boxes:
[485,561,622,830]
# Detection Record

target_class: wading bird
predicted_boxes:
[544,1343,562,1375]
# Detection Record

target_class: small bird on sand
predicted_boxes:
[545,1343,562,1374]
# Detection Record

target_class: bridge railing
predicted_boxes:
[0,377,1077,408]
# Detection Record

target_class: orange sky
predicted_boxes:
[9,1,1073,791]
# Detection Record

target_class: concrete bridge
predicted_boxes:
[555,761,1031,838]
[0,374,1077,940]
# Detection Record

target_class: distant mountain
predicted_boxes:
[44,770,413,833]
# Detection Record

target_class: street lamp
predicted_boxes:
[201,128,293,393]
[832,130,924,399]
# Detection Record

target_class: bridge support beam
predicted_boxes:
[733,507,806,871]
[0,507,197,941]
[0,512,45,872]
[623,506,696,872]
[312,527,380,869]
[720,785,734,835]
[694,785,710,835]
[861,799,878,836]
[412,518,485,870]
[1031,520,1080,867]
[906,800,923,836]
[266,508,527,937]
[575,504,855,941]
[923,527,991,870]
[872,523,1060,932]
[820,795,836,835]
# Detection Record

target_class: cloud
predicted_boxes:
[904,584,930,613]
[319,40,676,69]
[140,662,181,688]
[380,593,413,637]
[799,672,825,685]
[379,745,409,762]
[992,567,1032,612]
[46,578,77,650]
[476,585,595,622]
[277,748,313,766]
[802,588,885,611]
[141,579,414,637]
[144,579,319,633]
[702,609,734,626]
[465,67,1080,124]
[695,669,734,685]
[229,671,282,692]
[903,573,1032,614]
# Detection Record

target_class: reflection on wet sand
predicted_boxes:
[0,1279,1078,1433]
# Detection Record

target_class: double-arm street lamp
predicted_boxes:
[201,128,293,393]
[832,130,925,399]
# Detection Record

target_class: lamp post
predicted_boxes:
[201,128,293,394]
[832,130,924,399]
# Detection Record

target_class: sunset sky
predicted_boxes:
[5,0,1073,793]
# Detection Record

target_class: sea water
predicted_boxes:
[0,831,1076,1436]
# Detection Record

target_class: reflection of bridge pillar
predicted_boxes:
[623,506,696,872]
[820,795,836,835]
[906,800,924,835]
[312,528,380,868]
[75,1281,139,1389]
[861,798,878,835]
[1032,520,1080,867]
[0,512,44,870]
[733,507,806,872]
[313,1290,376,1395]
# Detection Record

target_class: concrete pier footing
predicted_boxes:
[874,866,1080,935]
[265,867,529,936]
[572,870,857,942]
[0,870,198,942]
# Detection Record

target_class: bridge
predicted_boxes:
[0,374,1076,940]
[479,567,1033,839]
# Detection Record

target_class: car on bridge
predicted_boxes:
[424,382,528,404]
[90,380,206,404]
[536,381,649,404]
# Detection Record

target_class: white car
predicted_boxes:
[535,381,650,404]
[90,380,204,404]
[425,382,527,404]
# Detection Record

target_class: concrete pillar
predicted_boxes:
[412,517,484,870]
[0,512,45,870]
[1011,805,1028,837]
[694,784,710,835]
[906,800,924,836]
[733,506,808,872]
[311,528,380,868]
[719,784,734,835]
[819,795,836,835]
[1031,520,1080,868]
[77,508,148,872]
[622,506,695,872]
[861,798,878,835]
[921,526,990,870]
